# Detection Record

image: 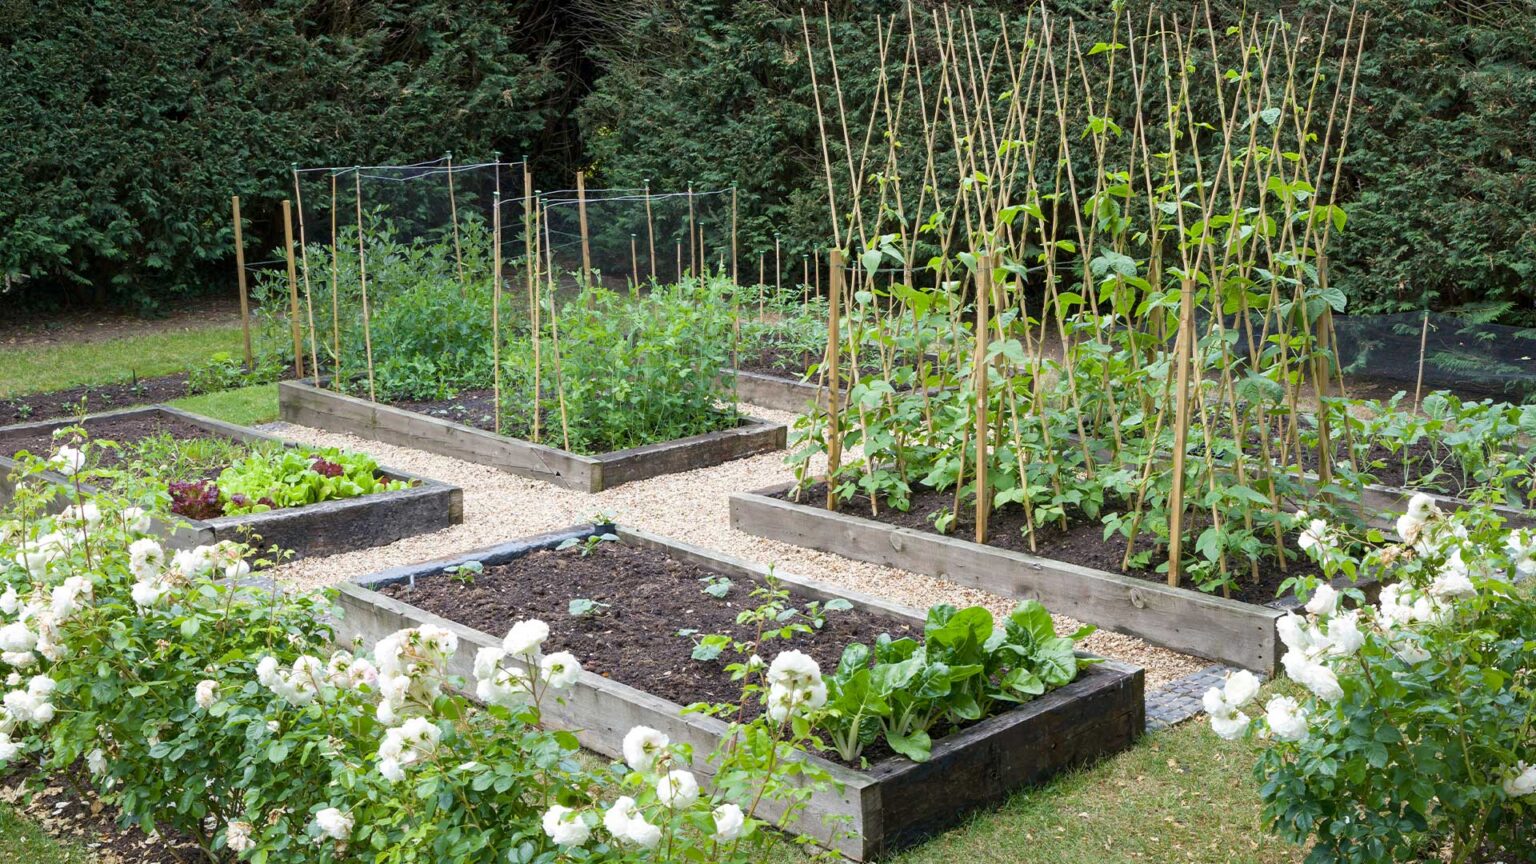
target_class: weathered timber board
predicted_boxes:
[279,380,786,492]
[729,485,1289,674]
[337,524,1144,860]
[0,405,462,559]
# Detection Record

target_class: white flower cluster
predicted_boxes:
[314,807,354,841]
[470,618,582,709]
[0,675,57,762]
[254,649,377,711]
[1505,762,1536,799]
[374,624,458,724]
[127,540,245,610]
[764,650,827,722]
[537,723,749,851]
[377,716,441,783]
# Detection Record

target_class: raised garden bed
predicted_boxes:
[333,524,1144,860]
[279,379,786,492]
[729,482,1354,675]
[0,405,462,559]
[729,368,827,413]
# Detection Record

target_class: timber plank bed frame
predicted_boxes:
[334,524,1145,861]
[279,380,786,492]
[729,482,1341,675]
[730,368,827,414]
[0,405,463,559]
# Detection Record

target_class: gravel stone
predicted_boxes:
[260,403,1208,688]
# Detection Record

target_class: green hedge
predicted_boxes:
[0,0,579,310]
[2,0,1532,321]
[580,0,1536,323]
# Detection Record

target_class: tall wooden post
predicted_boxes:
[291,167,319,384]
[644,179,656,284]
[281,199,305,378]
[1167,278,1196,586]
[630,234,639,294]
[973,253,993,544]
[730,187,739,285]
[447,152,465,286]
[576,169,593,292]
[826,248,844,510]
[230,196,254,368]
[354,169,376,402]
[328,174,340,385]
[492,192,502,433]
[687,183,697,278]
[523,166,535,322]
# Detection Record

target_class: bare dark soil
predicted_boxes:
[0,413,219,471]
[378,541,919,724]
[781,483,1325,606]
[1,763,208,863]
[2,373,193,424]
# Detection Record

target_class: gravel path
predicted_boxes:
[262,405,1206,688]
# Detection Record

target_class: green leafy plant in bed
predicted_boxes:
[817,601,1094,764]
[216,448,408,515]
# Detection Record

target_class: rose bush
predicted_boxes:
[1208,495,1536,863]
[0,437,846,862]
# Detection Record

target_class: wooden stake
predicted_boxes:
[631,234,639,294]
[492,192,503,434]
[447,152,465,286]
[676,242,682,283]
[826,248,844,510]
[329,174,340,386]
[354,170,376,402]
[291,168,320,384]
[687,183,697,279]
[758,252,766,320]
[281,199,305,378]
[576,169,593,293]
[973,253,992,544]
[230,196,254,368]
[1413,308,1429,413]
[530,196,543,443]
[644,180,656,283]
[1167,277,1195,586]
[775,235,782,298]
[731,187,739,285]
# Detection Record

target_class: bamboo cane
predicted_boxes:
[354,170,375,402]
[281,199,305,379]
[447,152,464,287]
[291,168,320,384]
[493,192,502,434]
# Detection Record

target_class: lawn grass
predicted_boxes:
[0,802,93,864]
[0,326,244,397]
[886,718,1301,864]
[170,383,280,426]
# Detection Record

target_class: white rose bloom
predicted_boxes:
[624,813,662,849]
[655,769,699,809]
[123,507,152,533]
[1429,556,1476,599]
[622,726,669,773]
[256,657,282,688]
[1,651,36,669]
[1507,530,1536,580]
[1288,656,1344,702]
[1275,614,1314,656]
[1504,762,1536,798]
[541,804,591,847]
[128,538,164,579]
[1222,670,1261,708]
[131,577,171,609]
[603,796,640,838]
[1405,493,1439,524]
[195,679,219,710]
[0,733,18,763]
[1297,519,1330,553]
[1265,695,1310,742]
[0,585,16,616]
[473,646,507,682]
[1394,639,1432,664]
[51,576,92,621]
[378,757,405,783]
[314,807,354,841]
[766,650,821,689]
[539,651,582,690]
[1304,584,1339,618]
[476,664,530,708]
[87,748,108,775]
[712,803,746,842]
[171,547,212,577]
[60,503,101,529]
[503,619,550,656]
[1324,611,1365,658]
[0,622,37,654]
[225,821,255,853]
[1208,708,1251,740]
[49,446,86,476]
